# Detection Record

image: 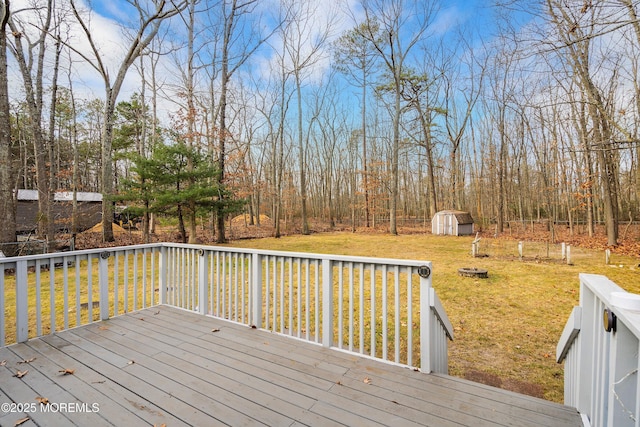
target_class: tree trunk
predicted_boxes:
[9,2,54,248]
[296,71,310,235]
[101,93,115,242]
[70,0,188,243]
[415,102,438,218]
[216,58,229,243]
[362,75,370,228]
[186,0,198,244]
[389,85,400,236]
[0,0,15,252]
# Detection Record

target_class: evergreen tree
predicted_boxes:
[119,137,245,243]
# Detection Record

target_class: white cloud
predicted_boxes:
[8,0,184,122]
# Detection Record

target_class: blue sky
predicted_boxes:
[7,0,528,125]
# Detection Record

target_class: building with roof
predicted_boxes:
[431,210,474,236]
[16,189,102,234]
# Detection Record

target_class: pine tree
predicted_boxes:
[119,138,245,243]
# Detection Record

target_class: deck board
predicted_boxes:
[24,337,186,427]
[0,306,583,427]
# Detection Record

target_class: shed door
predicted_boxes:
[445,214,454,235]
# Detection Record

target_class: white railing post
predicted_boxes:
[558,274,640,426]
[198,249,208,315]
[429,287,454,373]
[556,306,582,407]
[16,260,28,343]
[322,259,333,348]
[99,252,110,321]
[2,244,455,373]
[251,253,262,328]
[577,276,598,419]
[419,263,433,373]
[159,246,168,305]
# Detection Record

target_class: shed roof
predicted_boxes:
[17,189,103,202]
[434,210,474,224]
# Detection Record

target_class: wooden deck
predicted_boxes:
[0,306,582,427]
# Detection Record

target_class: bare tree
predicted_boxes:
[0,0,15,252]
[213,0,275,242]
[279,0,335,235]
[359,0,438,235]
[333,18,381,227]
[172,0,200,243]
[440,40,486,211]
[392,68,441,218]
[544,0,622,245]
[8,0,56,248]
[69,0,187,242]
[252,49,293,238]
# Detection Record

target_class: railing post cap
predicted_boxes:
[418,265,431,278]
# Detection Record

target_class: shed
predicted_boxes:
[431,210,474,236]
[16,189,102,234]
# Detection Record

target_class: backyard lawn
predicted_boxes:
[227,232,640,403]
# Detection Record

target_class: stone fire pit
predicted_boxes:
[458,267,489,279]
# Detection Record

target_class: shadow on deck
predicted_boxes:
[0,306,581,427]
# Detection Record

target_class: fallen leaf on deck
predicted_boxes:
[91,380,106,384]
[17,357,36,364]
[14,417,30,426]
[153,310,160,315]
[0,360,6,366]
[59,368,75,375]
[128,360,135,365]
[250,325,257,329]
[138,318,145,321]
[363,377,372,384]
[14,370,28,378]
[36,396,50,405]
[153,424,166,427]
[336,381,342,385]
[211,328,220,333]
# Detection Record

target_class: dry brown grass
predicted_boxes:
[2,254,158,345]
[8,228,639,403]
[226,231,640,403]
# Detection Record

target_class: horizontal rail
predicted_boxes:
[556,306,581,364]
[1,246,162,346]
[2,243,453,373]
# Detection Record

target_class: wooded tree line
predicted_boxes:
[1,0,639,252]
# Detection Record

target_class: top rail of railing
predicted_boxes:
[0,242,440,269]
[1,243,453,373]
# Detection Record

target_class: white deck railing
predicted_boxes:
[557,273,640,427]
[1,243,453,373]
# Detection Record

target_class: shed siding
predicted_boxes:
[16,190,103,234]
[432,210,474,236]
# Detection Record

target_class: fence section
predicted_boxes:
[161,244,453,371]
[0,244,161,346]
[2,243,453,373]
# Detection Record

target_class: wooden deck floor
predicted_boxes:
[0,306,582,427]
